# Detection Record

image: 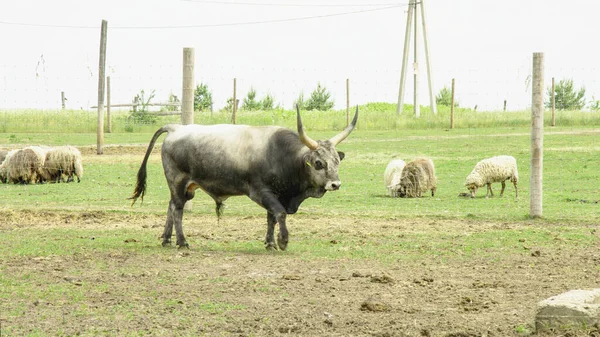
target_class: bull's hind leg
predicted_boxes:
[162,198,188,248]
[161,199,176,246]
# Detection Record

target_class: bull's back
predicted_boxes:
[161,124,290,195]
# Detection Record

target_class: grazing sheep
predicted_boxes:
[383,159,406,197]
[0,149,17,183]
[464,155,518,198]
[393,158,437,198]
[44,146,83,183]
[0,150,8,164]
[5,148,49,184]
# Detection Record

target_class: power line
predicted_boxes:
[180,0,406,7]
[0,4,405,30]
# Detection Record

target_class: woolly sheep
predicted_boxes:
[44,146,83,183]
[5,147,50,184]
[0,150,8,164]
[464,155,518,198]
[383,159,406,197]
[0,149,17,183]
[393,157,437,198]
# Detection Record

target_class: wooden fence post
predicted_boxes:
[503,99,507,112]
[530,52,544,218]
[61,92,66,110]
[107,76,111,133]
[96,19,107,155]
[551,77,556,127]
[346,78,350,126]
[182,48,195,212]
[232,78,237,124]
[450,78,455,129]
[181,48,195,125]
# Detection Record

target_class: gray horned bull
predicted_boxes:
[130,106,358,250]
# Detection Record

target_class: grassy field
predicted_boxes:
[1,107,599,336]
[0,111,598,223]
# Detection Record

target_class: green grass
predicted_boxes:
[1,106,599,336]
[2,103,600,136]
[1,106,599,223]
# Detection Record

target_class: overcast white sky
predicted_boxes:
[1,0,599,111]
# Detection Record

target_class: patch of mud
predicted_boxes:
[1,209,599,336]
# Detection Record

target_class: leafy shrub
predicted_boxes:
[545,78,586,110]
[128,89,157,125]
[194,83,213,112]
[304,83,334,111]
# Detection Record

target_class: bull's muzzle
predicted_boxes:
[326,181,341,191]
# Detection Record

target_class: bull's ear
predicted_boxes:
[338,151,345,161]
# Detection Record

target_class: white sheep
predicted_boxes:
[5,147,50,184]
[464,155,518,198]
[0,149,17,183]
[393,157,437,198]
[383,159,406,197]
[44,146,83,183]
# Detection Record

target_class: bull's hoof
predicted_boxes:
[176,242,190,249]
[161,240,172,247]
[265,242,278,251]
[277,234,288,251]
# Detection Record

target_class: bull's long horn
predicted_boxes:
[329,106,359,146]
[296,105,319,150]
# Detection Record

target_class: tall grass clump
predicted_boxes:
[1,105,599,134]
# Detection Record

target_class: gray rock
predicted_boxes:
[536,289,600,331]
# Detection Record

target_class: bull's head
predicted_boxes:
[296,105,358,194]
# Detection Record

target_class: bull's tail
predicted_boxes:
[129,125,178,205]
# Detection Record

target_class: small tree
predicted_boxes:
[242,87,261,111]
[166,92,180,112]
[589,96,600,112]
[304,83,334,111]
[293,92,305,110]
[545,78,586,110]
[194,83,213,112]
[261,93,275,110]
[129,89,157,125]
[436,86,458,107]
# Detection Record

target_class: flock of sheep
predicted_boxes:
[0,143,517,200]
[0,146,83,184]
[384,155,519,199]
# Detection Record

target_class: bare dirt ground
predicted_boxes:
[1,209,600,337]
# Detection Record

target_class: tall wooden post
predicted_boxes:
[503,99,507,112]
[232,78,237,124]
[419,0,436,115]
[96,20,107,155]
[61,91,66,110]
[412,2,420,118]
[106,76,112,133]
[181,48,195,212]
[181,48,195,125]
[530,52,544,218]
[396,0,414,115]
[551,77,556,127]
[450,78,455,129]
[397,0,435,116]
[346,78,350,126]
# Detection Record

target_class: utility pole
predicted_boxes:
[396,0,436,116]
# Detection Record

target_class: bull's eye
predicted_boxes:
[314,159,324,170]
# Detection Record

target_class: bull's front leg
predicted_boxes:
[265,212,277,251]
[253,192,288,251]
